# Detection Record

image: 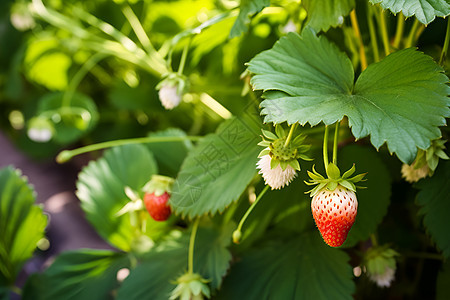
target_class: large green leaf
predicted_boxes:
[0,166,47,286]
[76,144,158,251]
[170,116,260,218]
[217,232,355,299]
[22,249,129,300]
[437,261,450,300]
[146,128,193,177]
[247,30,450,164]
[304,0,355,32]
[117,222,233,299]
[416,160,450,258]
[229,0,270,38]
[370,0,450,25]
[339,145,391,247]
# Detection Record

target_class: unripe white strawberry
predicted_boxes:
[256,153,297,190]
[311,184,358,247]
[158,84,182,110]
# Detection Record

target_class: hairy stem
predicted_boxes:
[284,123,298,148]
[56,136,201,163]
[121,4,156,54]
[439,18,450,66]
[405,19,423,48]
[350,10,368,71]
[234,185,270,240]
[323,126,330,170]
[188,218,200,274]
[392,12,405,49]
[332,122,340,165]
[377,7,390,56]
[367,3,380,62]
[63,53,106,107]
[178,37,192,75]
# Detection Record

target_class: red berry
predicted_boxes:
[311,185,358,247]
[144,192,171,221]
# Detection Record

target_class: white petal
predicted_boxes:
[159,85,182,110]
[27,128,52,142]
[369,267,395,288]
[401,163,429,183]
[256,153,297,190]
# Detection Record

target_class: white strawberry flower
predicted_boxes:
[256,151,297,190]
[368,266,395,288]
[158,84,182,110]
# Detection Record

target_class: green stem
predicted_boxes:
[370,233,378,246]
[284,123,298,148]
[439,18,450,66]
[350,9,368,71]
[367,2,380,62]
[62,52,106,107]
[377,6,390,56]
[323,126,330,170]
[234,185,270,242]
[188,218,200,274]
[332,122,340,165]
[10,286,22,295]
[121,4,156,54]
[178,37,192,75]
[392,12,405,49]
[405,18,421,48]
[56,135,201,163]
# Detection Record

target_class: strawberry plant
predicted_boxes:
[0,0,449,299]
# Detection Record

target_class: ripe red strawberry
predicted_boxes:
[144,192,171,221]
[311,185,358,247]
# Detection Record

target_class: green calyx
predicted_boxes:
[305,163,366,197]
[257,125,312,171]
[170,272,211,300]
[142,174,175,196]
[157,72,189,95]
[414,139,449,174]
[364,245,399,276]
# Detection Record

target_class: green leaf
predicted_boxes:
[170,116,260,218]
[76,144,158,251]
[24,36,71,90]
[217,232,355,300]
[437,261,450,300]
[229,0,270,38]
[342,164,356,179]
[0,166,47,286]
[36,92,99,145]
[340,145,391,248]
[416,161,450,258]
[304,0,355,32]
[370,0,450,25]
[117,223,233,300]
[326,163,341,180]
[248,30,450,163]
[261,129,278,140]
[146,128,193,177]
[22,250,129,300]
